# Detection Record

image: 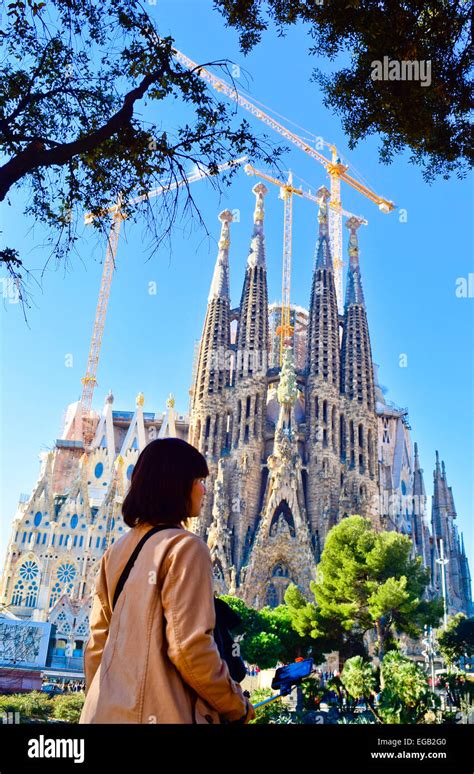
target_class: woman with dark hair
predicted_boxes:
[79,438,255,724]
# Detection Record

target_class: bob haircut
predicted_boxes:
[122,438,209,528]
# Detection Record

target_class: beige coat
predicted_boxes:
[79,523,248,724]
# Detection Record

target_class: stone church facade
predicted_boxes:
[0,184,471,668]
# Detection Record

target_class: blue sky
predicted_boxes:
[1,0,473,584]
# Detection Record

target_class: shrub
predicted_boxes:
[0,691,53,722]
[249,688,293,724]
[378,652,436,724]
[51,692,85,723]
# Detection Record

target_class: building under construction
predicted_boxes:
[0,184,471,678]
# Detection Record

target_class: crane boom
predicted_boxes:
[81,209,124,445]
[170,45,394,312]
[244,164,368,223]
[80,156,247,445]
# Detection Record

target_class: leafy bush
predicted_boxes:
[249,688,293,724]
[0,694,23,715]
[378,652,437,724]
[51,692,85,723]
[338,652,439,724]
[300,675,325,711]
[0,691,53,721]
[338,714,375,724]
[341,656,377,701]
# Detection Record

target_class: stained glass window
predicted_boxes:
[19,561,39,581]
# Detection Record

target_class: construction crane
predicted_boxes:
[169,45,395,313]
[244,162,367,365]
[80,156,247,446]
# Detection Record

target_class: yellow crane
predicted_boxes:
[169,45,395,314]
[80,156,247,446]
[244,162,367,364]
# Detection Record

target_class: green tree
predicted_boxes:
[340,655,377,705]
[378,651,436,724]
[436,614,474,667]
[215,0,472,181]
[1,0,279,305]
[220,594,319,668]
[285,581,366,662]
[286,516,443,661]
[341,652,437,724]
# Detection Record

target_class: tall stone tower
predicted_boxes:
[430,452,472,614]
[338,216,379,528]
[188,208,234,538]
[189,184,472,613]
[231,183,270,572]
[305,187,342,548]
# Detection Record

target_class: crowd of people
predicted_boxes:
[64,681,85,692]
[43,680,85,693]
[314,668,340,684]
[245,664,261,677]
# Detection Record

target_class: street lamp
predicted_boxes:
[436,538,449,629]
[421,625,436,703]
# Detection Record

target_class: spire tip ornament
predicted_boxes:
[217,209,233,251]
[317,186,330,235]
[209,210,232,301]
[252,181,268,224]
[247,182,267,268]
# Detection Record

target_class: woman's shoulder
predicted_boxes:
[105,522,208,561]
[164,527,211,563]
[170,526,209,550]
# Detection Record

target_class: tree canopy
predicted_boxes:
[215,0,473,181]
[0,0,279,306]
[285,515,443,660]
[220,594,320,668]
[436,613,474,667]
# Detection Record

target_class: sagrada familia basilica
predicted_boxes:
[0,183,471,670]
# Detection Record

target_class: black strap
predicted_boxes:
[112,524,182,611]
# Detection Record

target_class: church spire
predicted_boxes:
[235,183,269,381]
[340,217,375,408]
[413,442,426,498]
[306,187,339,384]
[410,441,431,567]
[431,450,454,541]
[314,186,333,270]
[344,216,366,306]
[192,210,233,409]
[247,181,267,268]
[208,209,232,301]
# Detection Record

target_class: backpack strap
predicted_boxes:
[112,524,182,611]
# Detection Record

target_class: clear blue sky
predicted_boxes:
[1,0,473,585]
